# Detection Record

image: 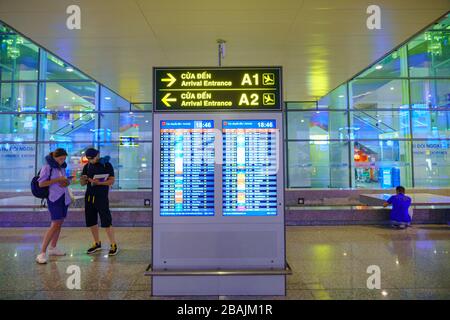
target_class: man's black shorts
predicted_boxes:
[85,195,112,228]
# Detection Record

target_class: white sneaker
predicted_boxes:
[36,253,47,264]
[48,247,66,256]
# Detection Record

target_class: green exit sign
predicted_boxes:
[153,67,282,111]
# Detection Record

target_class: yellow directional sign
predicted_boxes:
[161,93,177,107]
[153,67,282,111]
[161,73,176,87]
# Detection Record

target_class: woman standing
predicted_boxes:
[35,148,72,264]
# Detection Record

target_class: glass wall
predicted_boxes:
[286,14,450,189]
[0,21,152,191]
[1,13,449,191]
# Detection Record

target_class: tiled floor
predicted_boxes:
[0,225,449,299]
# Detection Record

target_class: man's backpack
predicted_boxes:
[31,167,53,199]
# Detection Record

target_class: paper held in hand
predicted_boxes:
[92,174,109,182]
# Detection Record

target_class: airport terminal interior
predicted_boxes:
[0,0,449,300]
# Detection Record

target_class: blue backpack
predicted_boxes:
[31,167,53,199]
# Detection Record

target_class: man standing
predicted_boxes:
[80,148,118,255]
[383,186,412,229]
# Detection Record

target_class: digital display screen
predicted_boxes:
[159,120,215,216]
[222,120,278,216]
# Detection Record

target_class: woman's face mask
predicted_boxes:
[54,155,66,166]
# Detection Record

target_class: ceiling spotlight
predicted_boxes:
[66,67,74,72]
[375,65,383,70]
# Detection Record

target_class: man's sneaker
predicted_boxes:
[48,247,66,256]
[87,242,102,254]
[108,243,118,256]
[35,253,47,264]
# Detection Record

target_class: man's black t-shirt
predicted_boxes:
[82,162,114,198]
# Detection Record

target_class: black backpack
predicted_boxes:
[31,167,53,199]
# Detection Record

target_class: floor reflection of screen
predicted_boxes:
[222,120,278,216]
[160,120,215,216]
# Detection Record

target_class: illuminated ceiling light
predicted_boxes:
[55,90,59,93]
[17,97,21,101]
[66,67,74,72]
[129,112,133,115]
[300,119,304,123]
[381,290,388,297]
[316,111,320,114]
[375,65,383,70]
[104,97,111,100]
[390,87,394,90]
[45,97,48,100]
[145,120,149,123]
[72,97,76,100]
[338,95,345,98]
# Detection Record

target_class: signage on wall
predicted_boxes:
[153,67,282,111]
[119,136,139,147]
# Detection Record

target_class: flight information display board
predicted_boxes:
[159,120,215,216]
[222,120,278,216]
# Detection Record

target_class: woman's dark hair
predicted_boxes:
[50,148,68,158]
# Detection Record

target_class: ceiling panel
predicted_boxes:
[0,0,448,102]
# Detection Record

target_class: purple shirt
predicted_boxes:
[37,164,72,206]
[387,194,412,223]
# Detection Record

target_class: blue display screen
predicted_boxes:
[159,120,215,216]
[222,120,278,216]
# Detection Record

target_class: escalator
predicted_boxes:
[51,113,95,137]
[353,110,397,135]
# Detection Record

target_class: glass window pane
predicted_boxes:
[38,113,98,142]
[287,141,349,188]
[413,140,450,187]
[0,33,39,81]
[350,79,409,110]
[411,110,449,139]
[132,103,152,111]
[410,79,450,109]
[287,111,348,140]
[43,51,89,81]
[356,46,408,78]
[430,14,450,30]
[0,82,37,112]
[352,140,412,189]
[408,30,450,77]
[318,85,347,109]
[286,102,317,110]
[100,86,129,111]
[350,110,410,139]
[98,141,152,190]
[42,82,97,112]
[0,143,35,191]
[0,114,36,142]
[99,112,152,141]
